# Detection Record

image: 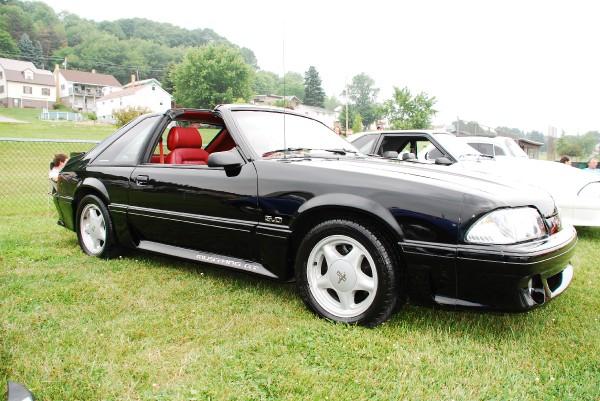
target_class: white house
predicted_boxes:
[0,57,55,108]
[54,67,121,112]
[293,104,338,129]
[96,78,172,123]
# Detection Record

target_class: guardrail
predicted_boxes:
[40,110,84,121]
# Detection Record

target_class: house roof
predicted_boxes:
[98,86,145,102]
[0,57,54,86]
[123,78,162,89]
[59,69,121,87]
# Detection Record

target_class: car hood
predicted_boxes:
[282,157,557,217]
[453,158,600,199]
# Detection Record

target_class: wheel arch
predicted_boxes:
[285,194,405,277]
[72,178,110,225]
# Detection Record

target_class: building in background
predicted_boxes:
[0,57,55,108]
[55,67,121,112]
[96,77,172,123]
[252,94,338,128]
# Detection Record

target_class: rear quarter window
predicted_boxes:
[94,116,160,165]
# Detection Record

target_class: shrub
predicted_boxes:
[84,111,97,121]
[113,106,151,127]
[52,102,70,111]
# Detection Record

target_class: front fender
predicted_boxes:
[293,193,404,240]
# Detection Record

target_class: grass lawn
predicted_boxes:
[0,108,117,140]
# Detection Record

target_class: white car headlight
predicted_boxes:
[578,182,600,199]
[465,207,547,245]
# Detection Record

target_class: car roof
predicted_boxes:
[458,136,512,144]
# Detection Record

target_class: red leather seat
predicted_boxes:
[165,127,209,165]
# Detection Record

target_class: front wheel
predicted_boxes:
[76,194,117,258]
[295,219,402,327]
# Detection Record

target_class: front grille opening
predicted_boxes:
[529,275,546,304]
[546,271,563,293]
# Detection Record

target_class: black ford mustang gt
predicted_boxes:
[53,105,576,327]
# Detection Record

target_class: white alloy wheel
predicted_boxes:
[306,234,379,318]
[79,203,107,255]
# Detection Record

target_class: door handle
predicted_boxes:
[135,175,149,185]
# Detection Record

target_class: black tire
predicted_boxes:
[75,194,118,259]
[295,219,402,327]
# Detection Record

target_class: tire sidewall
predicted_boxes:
[295,219,398,326]
[76,194,115,258]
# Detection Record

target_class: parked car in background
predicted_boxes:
[53,111,576,326]
[348,130,600,227]
[458,135,529,159]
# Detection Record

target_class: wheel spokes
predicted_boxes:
[316,274,332,289]
[321,243,339,266]
[355,271,376,292]
[337,290,355,309]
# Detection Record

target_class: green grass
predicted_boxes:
[0,108,117,140]
[1,214,599,400]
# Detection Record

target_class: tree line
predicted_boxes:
[0,0,438,131]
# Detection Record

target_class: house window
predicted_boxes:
[0,85,4,94]
[42,88,50,96]
[24,70,34,80]
[0,71,3,79]
[23,86,32,94]
[61,84,65,90]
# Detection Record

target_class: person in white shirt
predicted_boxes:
[49,153,68,183]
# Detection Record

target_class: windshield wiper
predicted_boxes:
[319,148,358,155]
[262,147,311,157]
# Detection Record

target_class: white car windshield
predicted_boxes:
[503,138,529,158]
[234,110,361,158]
[432,133,485,159]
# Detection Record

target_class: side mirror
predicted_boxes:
[208,150,244,176]
[435,157,454,166]
[401,152,416,161]
[382,151,399,159]
[7,382,35,401]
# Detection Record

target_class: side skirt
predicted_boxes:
[137,240,278,279]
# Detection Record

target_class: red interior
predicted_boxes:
[165,127,209,165]
[147,110,236,165]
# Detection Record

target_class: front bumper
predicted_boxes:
[449,225,577,311]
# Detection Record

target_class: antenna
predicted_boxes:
[282,32,287,159]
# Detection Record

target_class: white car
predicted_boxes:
[348,131,600,227]
[458,135,529,159]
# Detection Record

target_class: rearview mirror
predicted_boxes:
[7,382,35,401]
[382,151,399,159]
[208,150,244,176]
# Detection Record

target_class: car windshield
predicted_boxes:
[503,138,529,158]
[233,110,361,158]
[432,133,485,160]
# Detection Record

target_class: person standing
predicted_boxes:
[49,154,68,182]
[584,158,599,173]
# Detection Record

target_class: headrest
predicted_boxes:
[167,127,202,150]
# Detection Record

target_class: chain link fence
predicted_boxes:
[0,138,99,216]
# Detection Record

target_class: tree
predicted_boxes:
[556,136,584,158]
[303,66,325,107]
[324,95,340,111]
[171,44,253,108]
[0,30,19,57]
[338,104,357,133]
[383,86,436,129]
[352,114,363,133]
[277,72,304,101]
[113,106,151,127]
[346,73,381,128]
[18,33,43,68]
[253,70,280,95]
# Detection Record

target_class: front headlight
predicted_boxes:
[465,207,547,245]
[578,182,600,199]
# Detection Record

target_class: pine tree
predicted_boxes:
[303,66,325,108]
[18,33,37,67]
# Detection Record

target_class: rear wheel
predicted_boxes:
[295,219,401,327]
[76,194,117,258]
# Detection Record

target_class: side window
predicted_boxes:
[468,142,493,156]
[352,134,378,153]
[95,116,160,165]
[493,145,506,156]
[378,136,410,155]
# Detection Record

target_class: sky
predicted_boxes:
[43,0,600,134]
